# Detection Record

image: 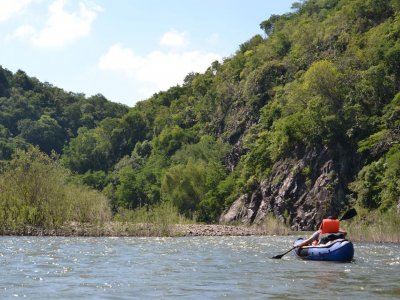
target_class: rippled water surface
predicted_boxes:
[0,236,399,299]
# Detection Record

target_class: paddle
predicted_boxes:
[271,246,297,259]
[271,208,357,259]
[338,208,357,221]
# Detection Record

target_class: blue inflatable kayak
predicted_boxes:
[294,238,354,262]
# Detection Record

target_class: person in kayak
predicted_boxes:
[296,216,347,248]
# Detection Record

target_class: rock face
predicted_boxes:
[224,141,246,172]
[220,146,351,230]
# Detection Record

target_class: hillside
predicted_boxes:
[1,0,399,230]
[0,67,128,159]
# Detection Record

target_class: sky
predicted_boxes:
[0,0,295,107]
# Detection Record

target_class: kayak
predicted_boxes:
[293,238,354,262]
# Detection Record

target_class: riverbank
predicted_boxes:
[2,222,398,243]
[0,222,288,237]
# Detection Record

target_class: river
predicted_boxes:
[0,236,399,299]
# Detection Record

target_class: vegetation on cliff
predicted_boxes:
[0,0,399,234]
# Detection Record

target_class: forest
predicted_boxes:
[0,0,399,232]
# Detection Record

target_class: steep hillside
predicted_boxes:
[63,0,399,228]
[2,0,399,230]
[218,0,400,228]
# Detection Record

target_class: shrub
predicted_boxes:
[0,147,111,231]
[113,201,188,236]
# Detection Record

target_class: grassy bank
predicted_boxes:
[2,213,399,240]
[113,201,191,236]
[257,214,291,236]
[346,209,400,243]
[0,204,292,237]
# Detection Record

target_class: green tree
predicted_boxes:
[161,161,207,218]
[153,126,197,156]
[304,60,342,111]
[18,114,66,153]
[61,127,108,172]
[350,145,400,211]
[260,14,281,36]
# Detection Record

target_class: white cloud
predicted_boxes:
[0,0,33,22]
[160,30,188,48]
[15,0,102,48]
[14,24,35,38]
[99,43,221,100]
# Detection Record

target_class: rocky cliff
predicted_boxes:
[220,145,356,230]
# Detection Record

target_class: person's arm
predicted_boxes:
[296,237,313,248]
[297,230,320,248]
[339,228,347,237]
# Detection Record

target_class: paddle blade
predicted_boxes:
[340,208,357,221]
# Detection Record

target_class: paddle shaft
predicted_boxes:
[271,246,297,259]
[339,208,357,221]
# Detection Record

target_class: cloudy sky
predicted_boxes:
[0,0,294,107]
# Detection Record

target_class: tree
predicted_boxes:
[161,161,207,218]
[350,145,400,211]
[385,43,400,89]
[61,127,109,172]
[304,60,341,110]
[0,67,10,97]
[239,35,263,53]
[153,126,197,156]
[260,14,281,36]
[115,165,145,209]
[18,115,66,153]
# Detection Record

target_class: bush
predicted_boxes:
[113,202,188,236]
[259,214,290,235]
[347,207,400,242]
[0,147,111,231]
[350,145,400,210]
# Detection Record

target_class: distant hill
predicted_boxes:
[0,67,128,158]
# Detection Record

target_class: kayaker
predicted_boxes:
[296,216,347,248]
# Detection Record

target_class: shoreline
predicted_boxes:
[0,223,283,237]
[1,223,398,243]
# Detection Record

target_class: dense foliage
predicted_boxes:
[0,147,111,231]
[0,67,128,159]
[1,0,399,226]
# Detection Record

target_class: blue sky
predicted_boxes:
[0,0,295,107]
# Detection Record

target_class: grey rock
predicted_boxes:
[220,146,350,231]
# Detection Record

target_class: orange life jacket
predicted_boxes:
[319,219,340,235]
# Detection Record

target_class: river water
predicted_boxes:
[0,236,398,299]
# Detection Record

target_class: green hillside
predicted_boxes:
[0,68,128,158]
[0,0,399,231]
